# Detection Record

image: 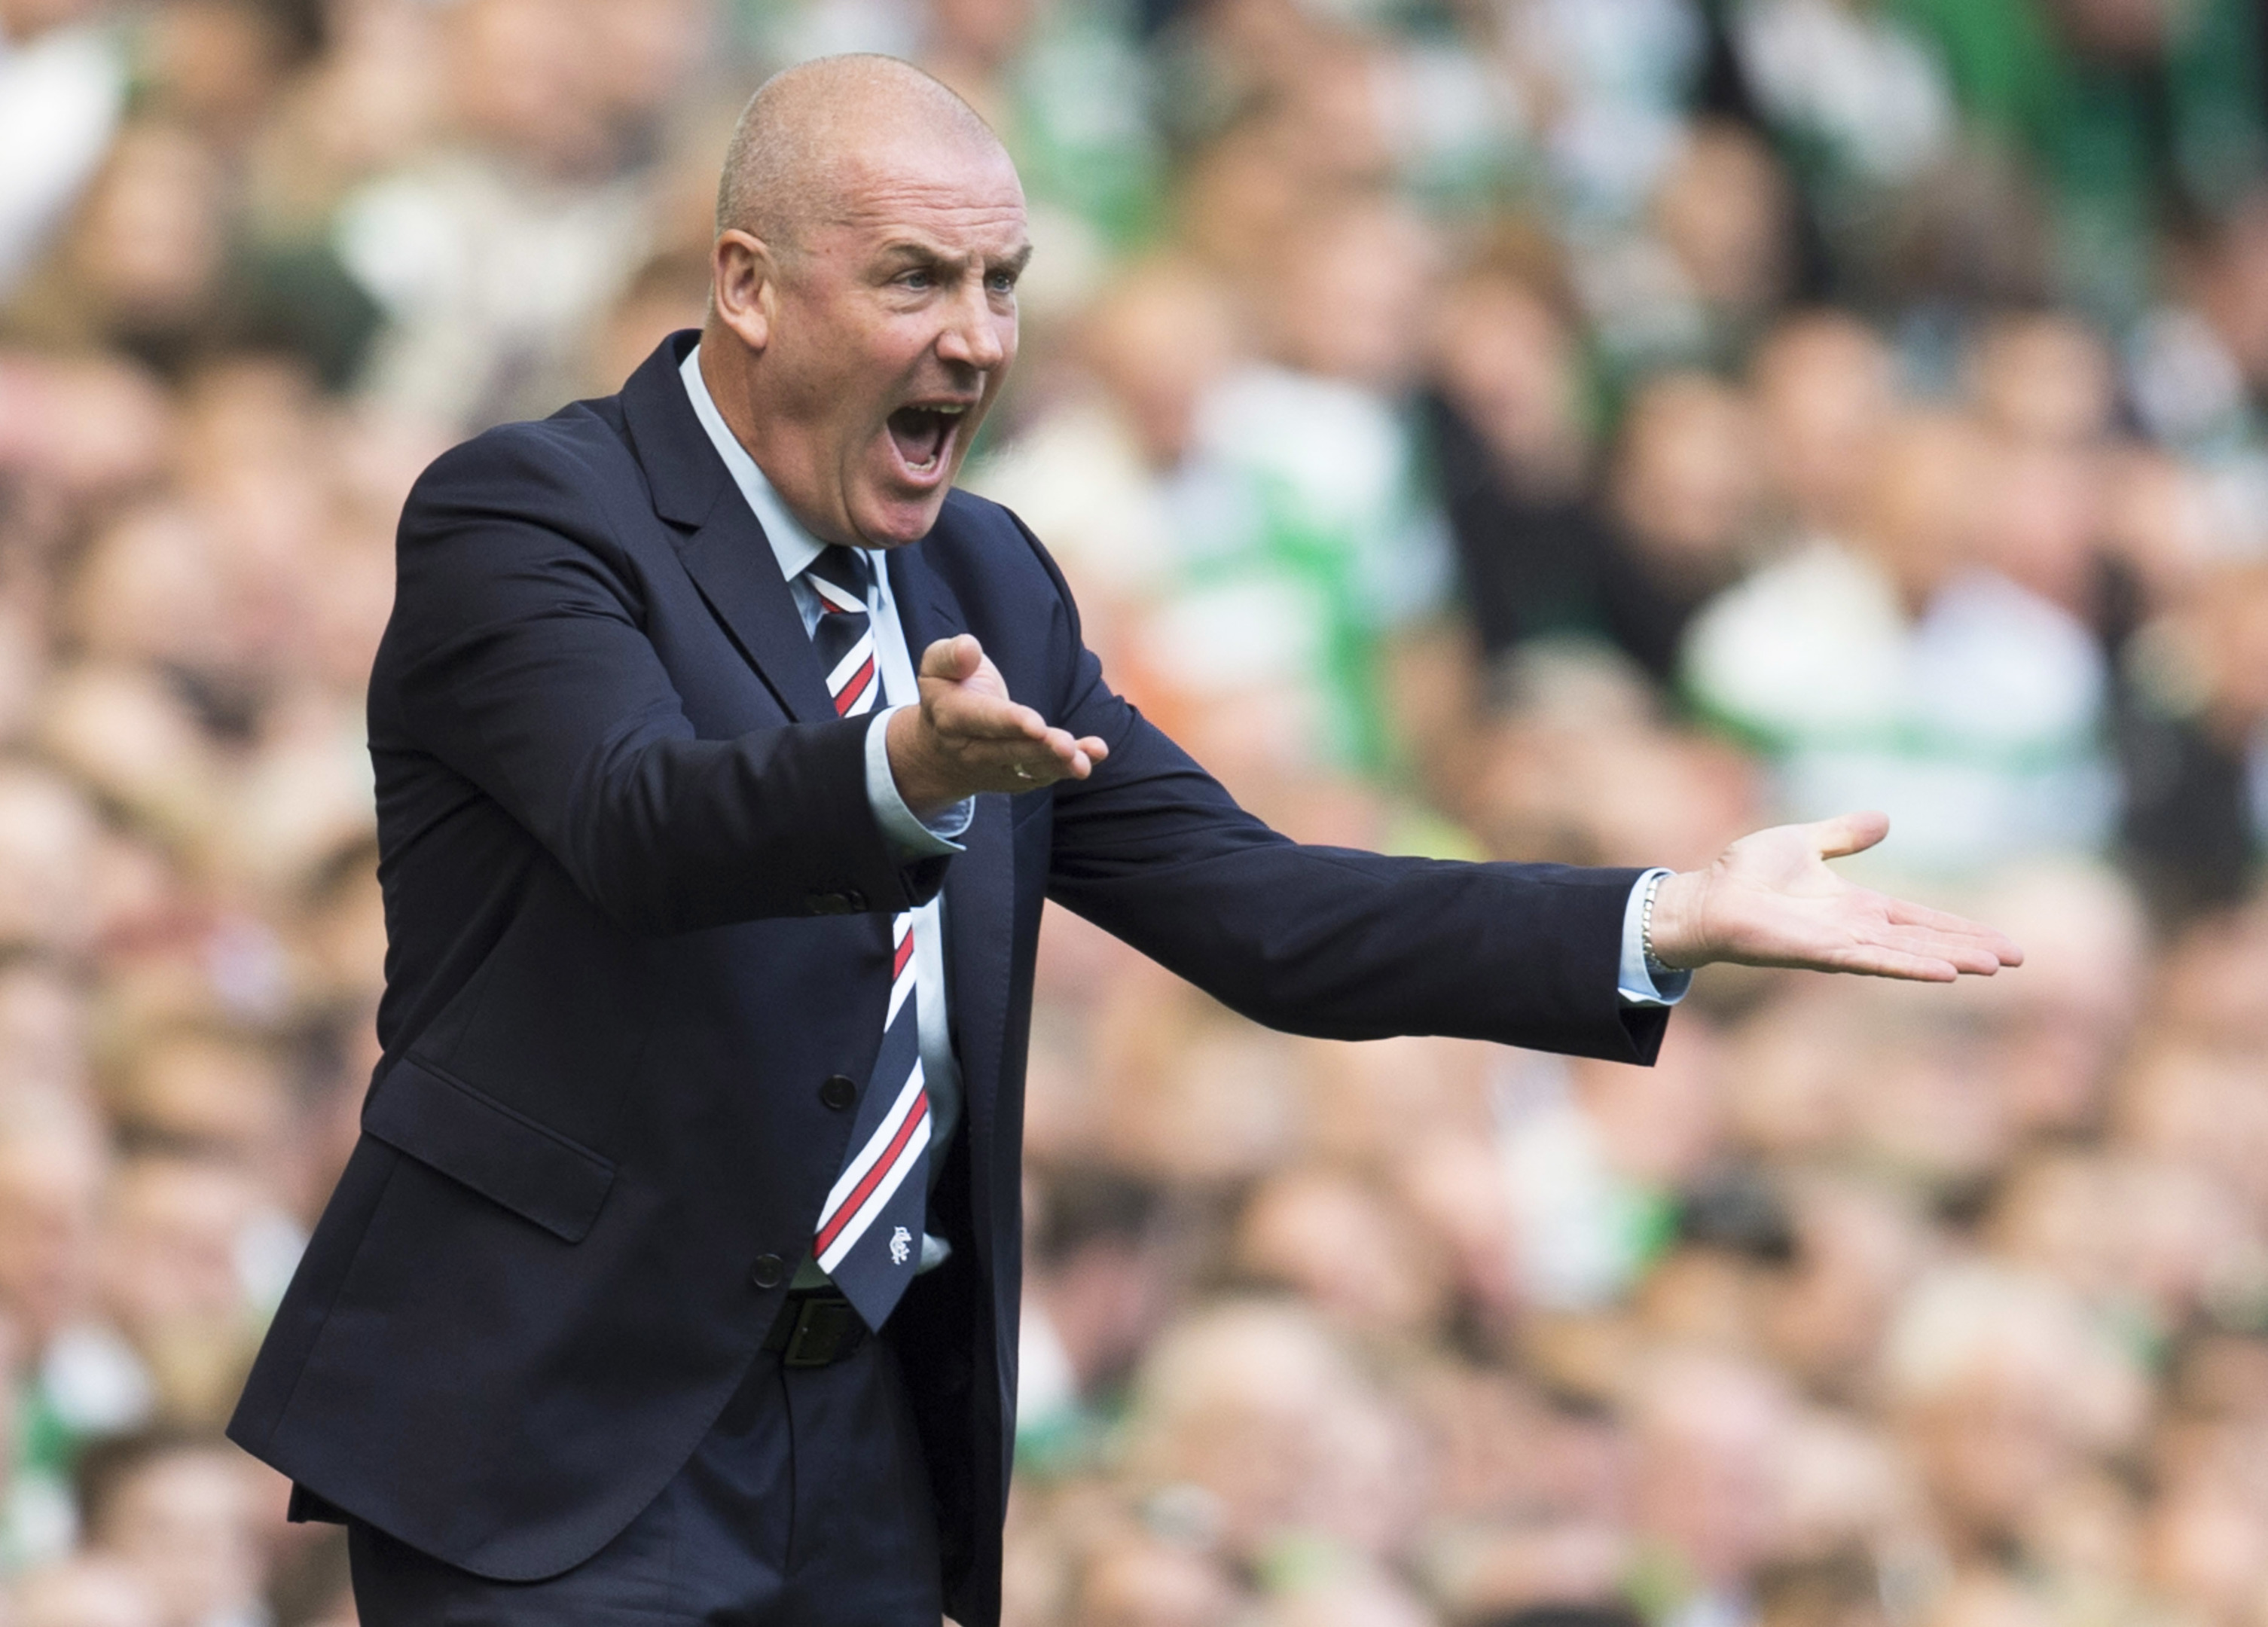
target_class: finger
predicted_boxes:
[1832,948,1961,982]
[1851,908,2021,972]
[1005,727,1101,764]
[1811,810,1891,861]
[954,728,1082,770]
[1878,933,2006,975]
[995,743,1085,788]
[1877,911,2024,969]
[1033,726,1083,763]
[933,694,1052,744]
[1882,898,2025,965]
[920,634,985,683]
[1055,743,1101,780]
[1880,896,1993,933]
[1025,728,1111,779]
[1925,928,2022,970]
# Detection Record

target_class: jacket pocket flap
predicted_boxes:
[364,1057,616,1243]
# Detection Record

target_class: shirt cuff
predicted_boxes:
[1619,867,1693,1008]
[864,705,971,859]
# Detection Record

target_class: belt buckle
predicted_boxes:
[781,1293,865,1368]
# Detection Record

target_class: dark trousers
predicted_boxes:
[348,1336,942,1625]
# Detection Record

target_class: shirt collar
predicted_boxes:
[679,343,825,584]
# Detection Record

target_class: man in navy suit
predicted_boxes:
[227,54,2018,1626]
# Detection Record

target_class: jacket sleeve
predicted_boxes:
[377,426,942,935]
[1011,517,1667,1065]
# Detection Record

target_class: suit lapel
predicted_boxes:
[885,538,965,688]
[675,497,835,722]
[618,331,832,722]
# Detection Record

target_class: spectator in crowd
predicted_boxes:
[1597,371,1768,685]
[1015,1168,1180,1467]
[329,0,702,429]
[1426,252,1609,675]
[14,1554,164,1627]
[0,0,128,303]
[1682,407,2115,875]
[75,1431,265,1627]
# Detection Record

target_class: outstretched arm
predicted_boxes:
[888,621,2019,989]
[1646,811,2023,981]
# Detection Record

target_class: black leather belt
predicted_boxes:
[762,1287,868,1369]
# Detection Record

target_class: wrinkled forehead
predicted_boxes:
[813,127,1027,236]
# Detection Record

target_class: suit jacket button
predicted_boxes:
[805,889,868,915]
[820,1074,858,1111]
[749,1254,786,1290]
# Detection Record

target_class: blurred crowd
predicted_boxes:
[1,0,2266,1624]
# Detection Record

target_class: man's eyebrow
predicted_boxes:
[874,240,1036,273]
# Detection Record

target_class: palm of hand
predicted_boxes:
[890,635,1109,814]
[1667,813,2022,982]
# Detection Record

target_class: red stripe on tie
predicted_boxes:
[893,929,915,981]
[814,1088,929,1256]
[833,658,875,716]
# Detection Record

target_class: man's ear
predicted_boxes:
[711,230,778,353]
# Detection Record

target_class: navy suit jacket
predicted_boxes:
[227,331,1668,1625]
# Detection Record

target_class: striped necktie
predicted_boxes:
[806,545,883,718]
[803,545,929,1329]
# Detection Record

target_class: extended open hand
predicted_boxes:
[885,635,1109,817]
[1646,812,2023,981]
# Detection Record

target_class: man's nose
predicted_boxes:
[936,283,1007,371]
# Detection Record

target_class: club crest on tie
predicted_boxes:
[890,1226,913,1265]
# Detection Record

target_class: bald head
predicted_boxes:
[698,52,1028,548]
[716,55,1005,255]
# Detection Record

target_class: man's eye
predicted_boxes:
[899,269,935,289]
[987,273,1018,295]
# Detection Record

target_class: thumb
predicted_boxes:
[921,634,984,684]
[1812,810,1891,860]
